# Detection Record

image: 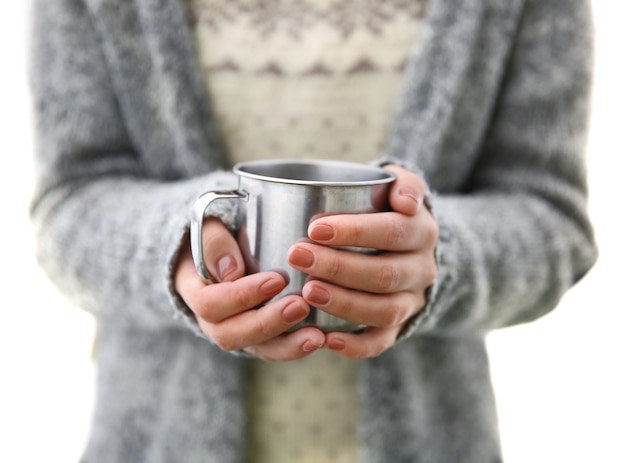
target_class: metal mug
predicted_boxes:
[190,158,396,331]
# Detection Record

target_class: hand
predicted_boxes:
[287,165,438,358]
[174,218,325,360]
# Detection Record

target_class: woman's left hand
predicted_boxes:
[287,164,438,358]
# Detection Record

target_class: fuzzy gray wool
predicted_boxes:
[29,0,598,462]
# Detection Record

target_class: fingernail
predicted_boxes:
[282,301,308,324]
[289,247,315,269]
[302,340,322,352]
[306,285,331,306]
[260,278,284,297]
[217,253,237,280]
[326,338,346,351]
[309,223,335,242]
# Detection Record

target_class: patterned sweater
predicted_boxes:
[187,2,425,462]
[29,1,597,462]
[188,0,426,165]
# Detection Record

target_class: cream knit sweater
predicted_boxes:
[188,0,426,166]
[188,1,425,461]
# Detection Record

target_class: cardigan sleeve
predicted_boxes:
[28,0,237,336]
[398,0,598,339]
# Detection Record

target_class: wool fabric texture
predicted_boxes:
[29,1,598,462]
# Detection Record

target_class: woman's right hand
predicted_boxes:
[174,218,325,360]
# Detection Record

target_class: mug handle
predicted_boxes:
[190,190,249,281]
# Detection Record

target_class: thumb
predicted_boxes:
[201,217,246,282]
[384,164,427,216]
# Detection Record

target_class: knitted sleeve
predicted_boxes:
[28,0,236,336]
[396,0,598,339]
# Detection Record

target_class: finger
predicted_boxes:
[199,295,315,351]
[289,243,432,293]
[174,239,208,300]
[202,217,246,282]
[244,326,326,361]
[325,327,400,359]
[302,280,423,328]
[189,271,288,323]
[309,211,435,252]
[383,164,428,216]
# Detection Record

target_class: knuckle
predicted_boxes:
[232,284,259,310]
[331,295,355,322]
[253,312,274,338]
[193,298,219,323]
[379,302,403,328]
[201,218,228,245]
[346,220,364,243]
[342,298,357,321]
[224,282,262,312]
[326,255,343,280]
[209,329,238,352]
[386,220,407,248]
[375,261,400,292]
[197,307,217,323]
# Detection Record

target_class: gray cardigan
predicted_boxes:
[29,0,598,462]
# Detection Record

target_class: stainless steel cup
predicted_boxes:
[190,159,396,331]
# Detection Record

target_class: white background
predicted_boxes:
[1,2,624,462]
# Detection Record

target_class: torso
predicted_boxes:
[186,1,426,461]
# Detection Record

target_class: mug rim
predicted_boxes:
[233,158,396,186]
